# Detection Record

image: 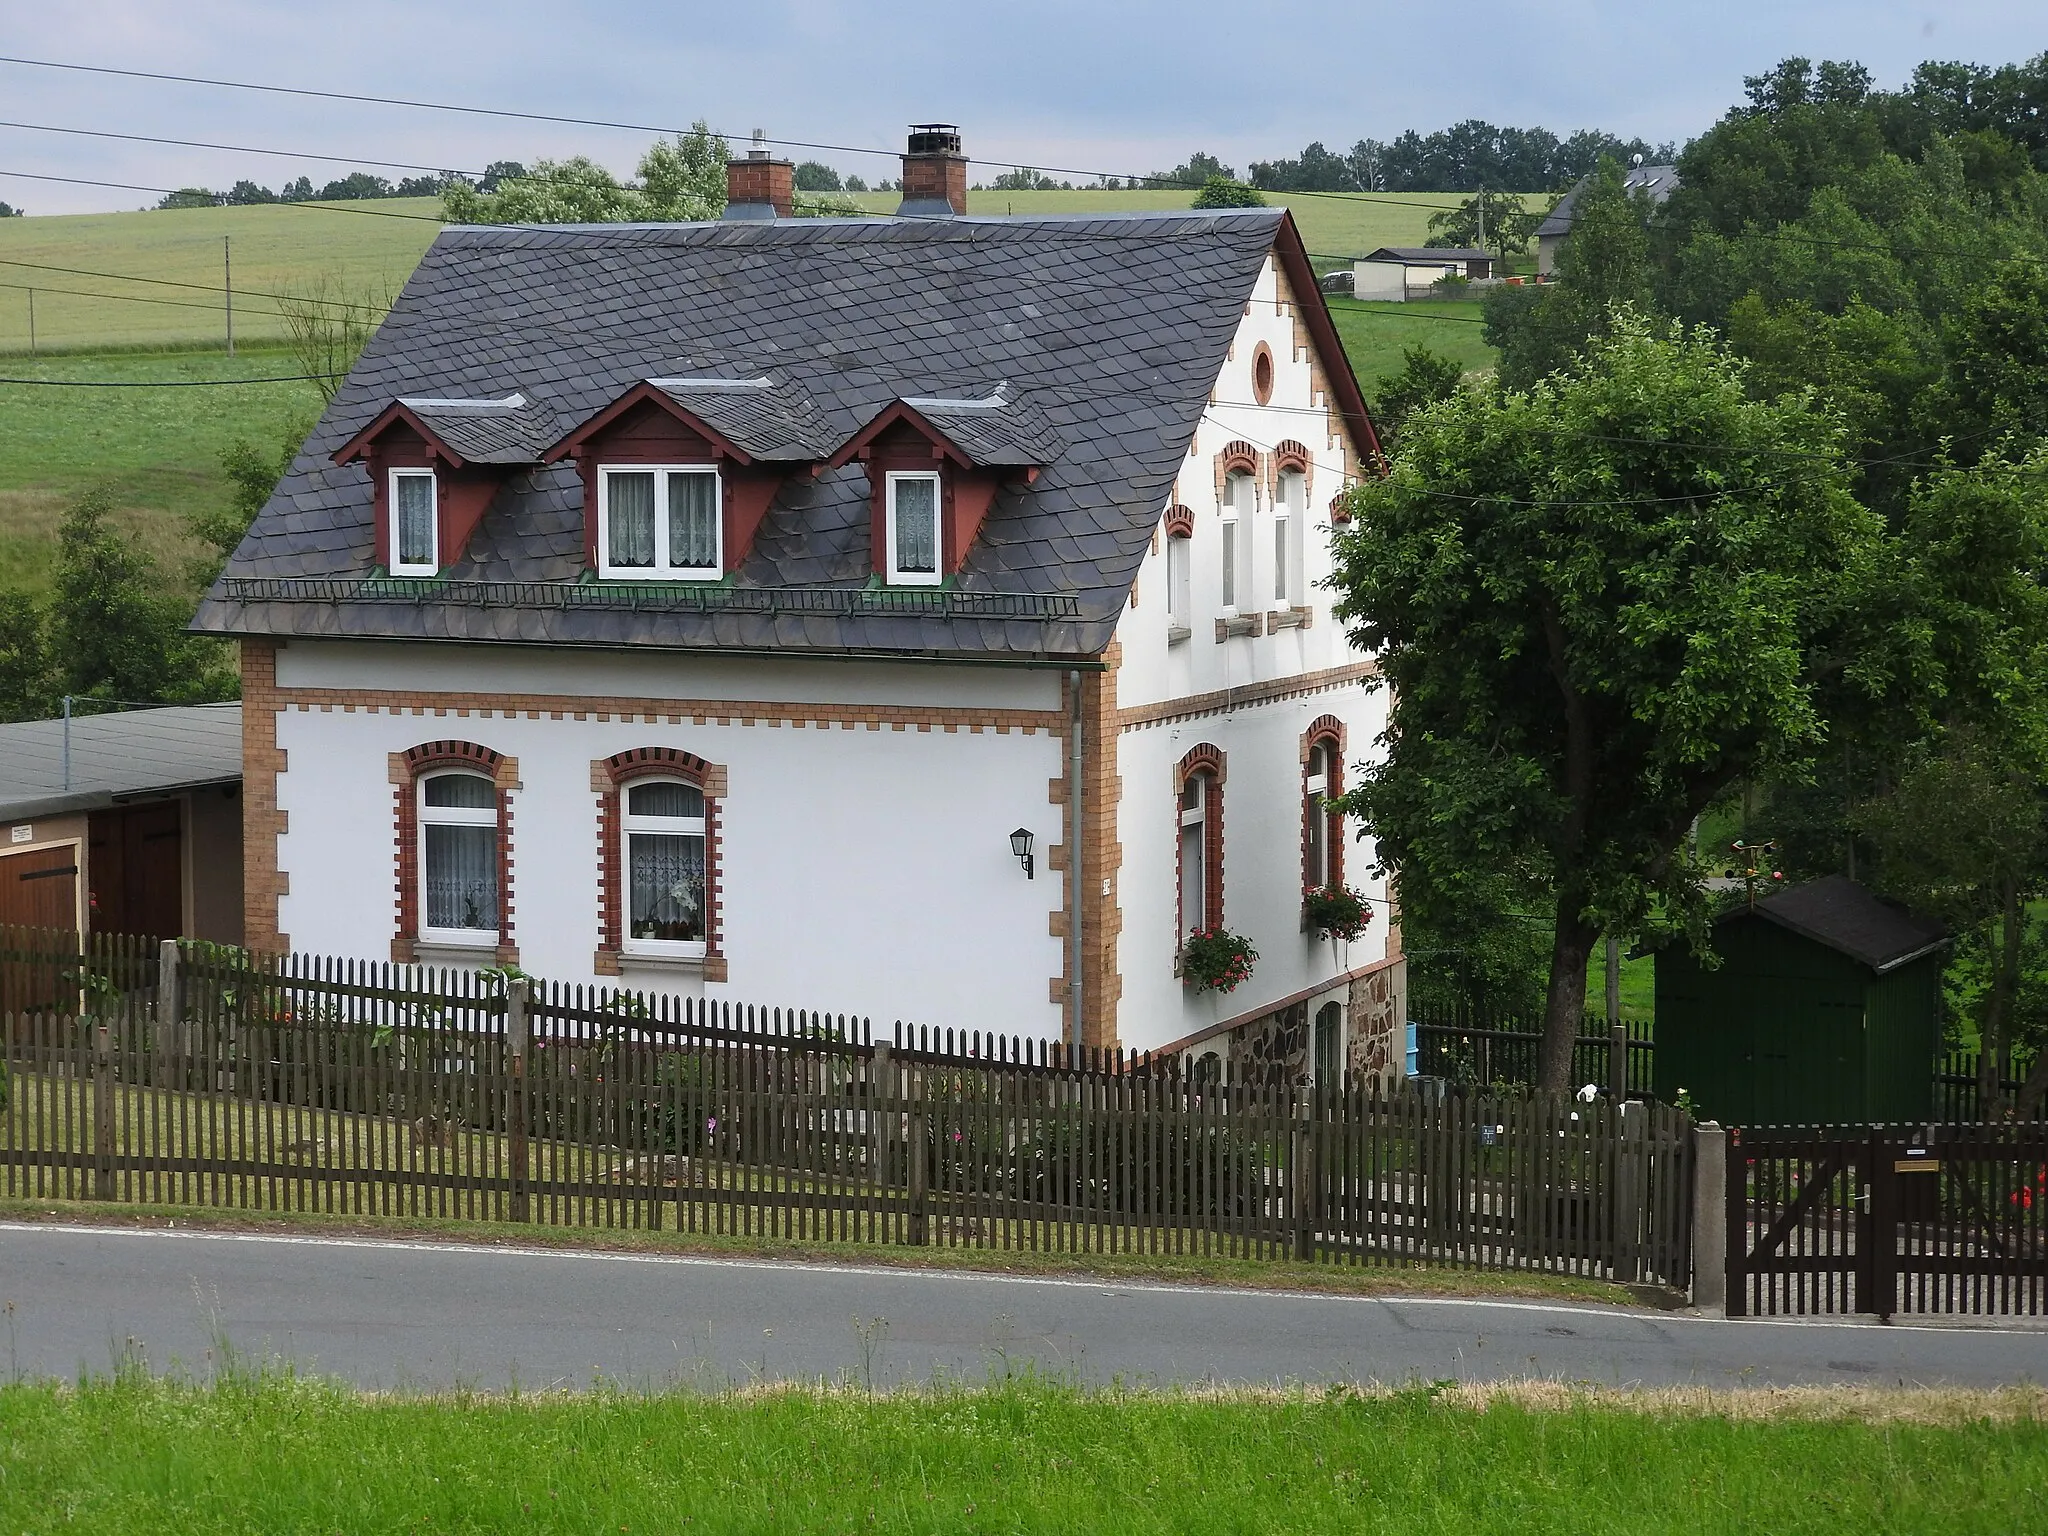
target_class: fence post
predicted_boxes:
[155,939,182,1084]
[1608,1024,1628,1098]
[906,1063,928,1246]
[870,1041,892,1201]
[1611,1098,1646,1283]
[1292,1091,1319,1263]
[506,978,529,1224]
[92,1019,114,1201]
[1690,1121,1726,1314]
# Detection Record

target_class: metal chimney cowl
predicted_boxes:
[898,123,967,218]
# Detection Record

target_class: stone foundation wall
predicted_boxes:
[1346,957,1406,1084]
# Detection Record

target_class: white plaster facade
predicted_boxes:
[1108,254,1398,1064]
[248,251,1399,1074]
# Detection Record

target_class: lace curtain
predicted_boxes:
[608,471,656,567]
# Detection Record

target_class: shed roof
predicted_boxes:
[193,209,1372,661]
[1739,874,1948,975]
[1362,247,1492,264]
[0,704,242,821]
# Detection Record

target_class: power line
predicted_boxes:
[0,274,292,320]
[0,167,446,221]
[0,371,334,386]
[0,255,386,312]
[0,119,486,180]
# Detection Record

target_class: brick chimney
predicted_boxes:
[897,124,967,218]
[724,130,793,221]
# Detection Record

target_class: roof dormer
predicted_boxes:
[543,377,830,579]
[332,392,549,577]
[824,390,1057,585]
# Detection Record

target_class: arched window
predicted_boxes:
[593,747,726,978]
[622,777,708,957]
[1314,1001,1343,1087]
[418,770,500,942]
[1221,472,1253,615]
[1274,468,1304,609]
[1176,745,1225,940]
[1302,721,1346,895]
[1163,507,1193,640]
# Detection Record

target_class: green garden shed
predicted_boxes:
[1654,875,1947,1126]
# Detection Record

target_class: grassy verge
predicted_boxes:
[0,1197,1656,1307]
[0,1376,2041,1534]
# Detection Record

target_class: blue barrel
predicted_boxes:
[1404,1020,1419,1077]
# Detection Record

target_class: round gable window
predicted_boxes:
[1252,343,1275,405]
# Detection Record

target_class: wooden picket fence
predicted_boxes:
[0,931,1695,1288]
[1413,1003,1656,1097]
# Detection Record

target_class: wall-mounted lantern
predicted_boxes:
[1010,827,1035,879]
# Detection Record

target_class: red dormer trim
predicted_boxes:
[332,409,505,572]
[825,402,1042,580]
[541,381,759,468]
[543,384,790,574]
[823,400,980,473]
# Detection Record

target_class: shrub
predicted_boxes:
[1179,927,1258,992]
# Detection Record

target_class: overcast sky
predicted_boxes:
[1,0,2042,213]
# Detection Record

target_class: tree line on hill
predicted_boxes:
[1339,51,2048,1109]
[155,162,533,209]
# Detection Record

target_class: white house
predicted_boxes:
[194,128,1404,1085]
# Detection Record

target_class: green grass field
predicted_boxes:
[1,1377,2040,1534]
[0,347,320,596]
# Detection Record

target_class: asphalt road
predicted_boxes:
[2,1222,2044,1393]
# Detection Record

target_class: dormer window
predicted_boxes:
[598,466,722,580]
[886,472,942,586]
[390,469,440,576]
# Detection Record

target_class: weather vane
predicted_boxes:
[1725,839,1783,910]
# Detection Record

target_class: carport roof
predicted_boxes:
[0,704,242,822]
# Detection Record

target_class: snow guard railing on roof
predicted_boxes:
[217,577,1080,620]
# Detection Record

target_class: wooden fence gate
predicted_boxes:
[1727,1123,2048,1319]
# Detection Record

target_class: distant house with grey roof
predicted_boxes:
[1536,161,1680,275]
[192,127,1404,1079]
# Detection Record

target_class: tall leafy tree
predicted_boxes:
[49,489,234,707]
[0,590,51,723]
[1329,317,1896,1090]
[1482,158,1657,391]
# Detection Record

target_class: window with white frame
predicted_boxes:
[390,469,439,576]
[598,466,722,580]
[886,471,942,585]
[1179,772,1213,936]
[1304,738,1336,890]
[622,778,708,956]
[418,771,499,942]
[1165,525,1192,640]
[1221,472,1253,614]
[1274,469,1304,609]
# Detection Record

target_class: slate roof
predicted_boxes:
[0,704,242,821]
[1536,164,1681,240]
[1738,875,1948,974]
[396,393,555,464]
[643,377,837,462]
[891,390,1064,468]
[194,208,1342,660]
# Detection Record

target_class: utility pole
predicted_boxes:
[26,287,35,355]
[1477,184,1486,257]
[224,235,234,357]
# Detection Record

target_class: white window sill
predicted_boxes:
[619,950,708,972]
[596,570,723,583]
[412,937,500,961]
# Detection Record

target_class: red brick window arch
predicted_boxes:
[1302,717,1346,893]
[1163,504,1194,634]
[593,747,728,981]
[390,740,519,962]
[1175,744,1226,939]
